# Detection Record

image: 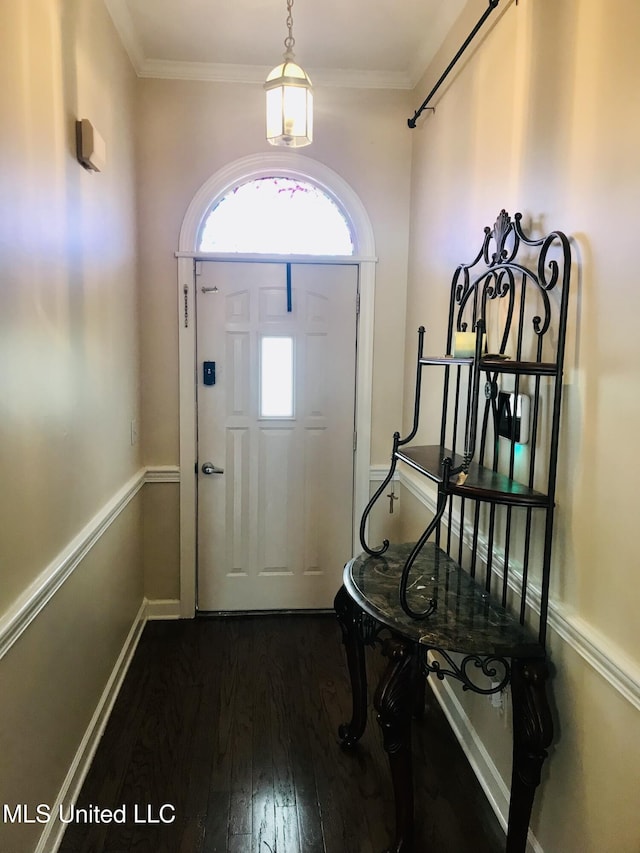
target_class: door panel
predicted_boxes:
[196,261,357,610]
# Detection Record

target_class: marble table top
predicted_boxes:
[344,541,542,658]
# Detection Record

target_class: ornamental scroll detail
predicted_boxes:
[453,210,571,347]
[420,647,511,695]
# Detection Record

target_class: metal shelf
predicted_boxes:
[396,445,549,507]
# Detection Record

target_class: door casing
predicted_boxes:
[176,153,377,617]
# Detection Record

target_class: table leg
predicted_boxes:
[335,585,369,747]
[507,658,553,853]
[374,634,416,853]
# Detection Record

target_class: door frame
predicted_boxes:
[176,153,377,617]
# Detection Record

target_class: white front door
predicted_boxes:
[196,261,358,611]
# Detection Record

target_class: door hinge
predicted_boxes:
[353,431,357,452]
[356,290,361,315]
[195,261,202,276]
[183,284,189,328]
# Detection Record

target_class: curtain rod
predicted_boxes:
[408,0,500,128]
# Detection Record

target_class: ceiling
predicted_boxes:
[105,0,469,89]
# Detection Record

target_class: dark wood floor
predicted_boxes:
[59,614,504,853]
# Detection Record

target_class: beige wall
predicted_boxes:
[396,1,640,850]
[0,6,415,843]
[0,2,143,850]
[3,1,637,851]
[136,78,413,464]
[0,499,143,853]
[0,0,141,611]
[143,482,180,601]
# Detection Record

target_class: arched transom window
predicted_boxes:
[198,177,354,255]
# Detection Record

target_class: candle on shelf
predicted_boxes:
[453,330,486,357]
[454,331,476,357]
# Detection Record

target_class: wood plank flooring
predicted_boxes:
[58,614,504,853]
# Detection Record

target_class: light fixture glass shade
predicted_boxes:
[264,58,313,147]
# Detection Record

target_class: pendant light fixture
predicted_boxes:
[264,0,313,147]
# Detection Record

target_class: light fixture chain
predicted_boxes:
[284,0,295,54]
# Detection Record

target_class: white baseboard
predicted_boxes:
[146,598,182,620]
[1,470,183,853]
[36,599,148,853]
[427,674,543,853]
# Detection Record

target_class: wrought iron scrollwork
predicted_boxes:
[398,460,452,620]
[454,210,572,350]
[420,647,511,694]
[360,327,428,556]
[358,435,398,556]
[488,208,517,265]
[453,266,473,317]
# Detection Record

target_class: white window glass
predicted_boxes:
[199,177,354,255]
[260,337,294,418]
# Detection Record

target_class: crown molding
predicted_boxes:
[105,0,145,70]
[135,57,413,91]
[105,0,414,90]
[140,59,270,84]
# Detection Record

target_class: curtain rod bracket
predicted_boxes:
[408,107,435,129]
[408,0,500,129]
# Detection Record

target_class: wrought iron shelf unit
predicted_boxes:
[335,210,572,853]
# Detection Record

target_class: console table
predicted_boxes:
[335,211,572,852]
[335,546,551,853]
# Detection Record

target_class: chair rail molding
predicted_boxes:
[0,469,146,661]
[0,466,182,660]
[145,464,181,483]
